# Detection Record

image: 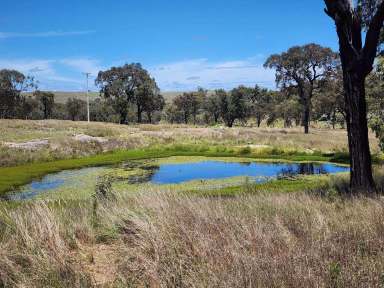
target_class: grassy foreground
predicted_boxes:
[2,182,384,287]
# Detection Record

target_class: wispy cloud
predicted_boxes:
[0,30,95,39]
[0,56,274,91]
[0,58,89,91]
[149,57,275,91]
[59,58,102,75]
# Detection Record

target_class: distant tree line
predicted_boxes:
[0,51,382,140]
[0,58,346,129]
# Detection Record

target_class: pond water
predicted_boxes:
[4,167,106,201]
[3,160,349,200]
[150,161,349,184]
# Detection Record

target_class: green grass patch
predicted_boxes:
[188,175,331,197]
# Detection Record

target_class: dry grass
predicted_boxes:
[0,202,92,287]
[1,119,383,287]
[0,119,380,167]
[116,191,384,287]
[2,186,384,287]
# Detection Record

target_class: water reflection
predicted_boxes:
[150,161,349,184]
[278,163,328,178]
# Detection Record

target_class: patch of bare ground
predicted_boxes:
[2,139,49,150]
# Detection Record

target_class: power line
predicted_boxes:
[82,72,91,123]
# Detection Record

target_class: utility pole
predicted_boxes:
[83,72,91,123]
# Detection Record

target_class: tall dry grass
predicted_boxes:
[2,186,384,287]
[0,202,92,287]
[116,191,384,287]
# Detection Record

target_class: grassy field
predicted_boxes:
[1,119,379,167]
[1,119,384,287]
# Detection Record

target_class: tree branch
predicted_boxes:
[324,0,361,59]
[362,1,384,74]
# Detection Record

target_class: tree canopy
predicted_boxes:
[95,63,161,124]
[265,43,339,133]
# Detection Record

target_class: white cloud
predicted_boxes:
[0,30,95,39]
[59,58,102,75]
[149,57,275,91]
[0,56,275,91]
[0,58,89,91]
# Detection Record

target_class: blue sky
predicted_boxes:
[0,0,339,91]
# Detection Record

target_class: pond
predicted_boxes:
[150,161,349,184]
[2,159,349,200]
[4,167,106,201]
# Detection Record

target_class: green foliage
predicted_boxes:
[216,87,248,127]
[34,90,55,119]
[204,92,221,124]
[95,63,162,124]
[65,97,86,121]
[249,85,274,126]
[265,43,339,133]
[367,60,384,151]
[0,69,36,119]
[328,261,342,288]
[172,89,206,124]
[239,146,251,155]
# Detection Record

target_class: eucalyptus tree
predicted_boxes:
[191,87,207,124]
[204,92,221,124]
[173,93,193,124]
[0,69,35,119]
[266,89,301,128]
[264,44,338,134]
[34,91,55,119]
[96,63,159,124]
[144,92,165,123]
[249,85,273,127]
[217,87,248,128]
[66,98,86,121]
[324,0,384,193]
[20,96,38,120]
[135,77,163,123]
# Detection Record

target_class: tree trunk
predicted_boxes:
[323,0,384,194]
[119,111,127,125]
[284,117,291,128]
[344,72,376,193]
[147,112,152,124]
[331,110,336,129]
[214,114,218,124]
[137,105,142,123]
[226,118,234,128]
[302,100,310,134]
[256,115,261,127]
